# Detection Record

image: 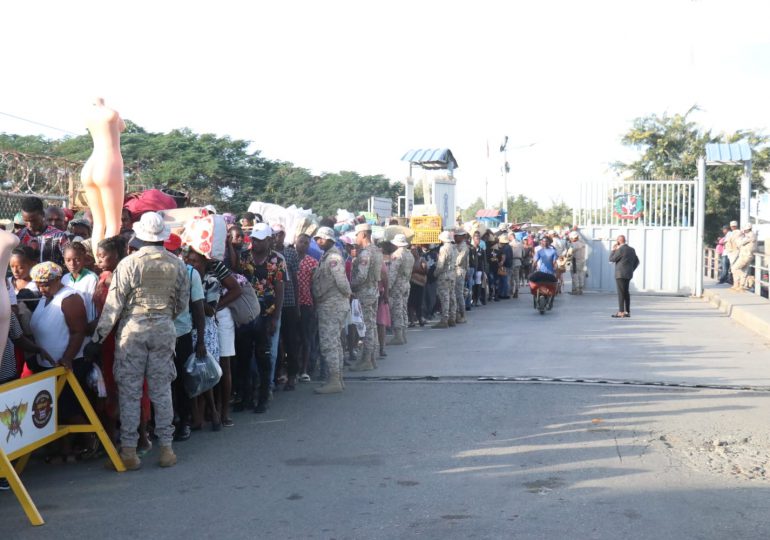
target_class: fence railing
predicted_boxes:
[703,247,769,299]
[574,179,696,228]
[0,191,68,221]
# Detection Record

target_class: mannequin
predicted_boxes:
[0,229,20,361]
[81,98,125,257]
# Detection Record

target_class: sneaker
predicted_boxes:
[0,478,10,491]
[299,373,311,383]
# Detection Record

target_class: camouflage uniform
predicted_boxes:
[312,246,351,389]
[350,244,382,369]
[568,240,587,294]
[454,241,469,322]
[95,245,189,449]
[387,246,414,344]
[433,239,456,327]
[732,231,757,290]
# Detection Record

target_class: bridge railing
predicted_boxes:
[704,247,769,299]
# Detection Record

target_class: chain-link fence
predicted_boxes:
[0,191,69,222]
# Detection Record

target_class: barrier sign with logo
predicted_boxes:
[0,367,124,526]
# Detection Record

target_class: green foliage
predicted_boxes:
[0,123,402,217]
[461,197,485,221]
[506,195,542,223]
[614,107,769,242]
[534,201,573,228]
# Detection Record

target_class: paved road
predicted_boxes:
[3,292,770,539]
[370,290,770,388]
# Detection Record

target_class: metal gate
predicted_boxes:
[573,180,700,295]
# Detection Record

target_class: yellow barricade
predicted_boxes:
[0,367,124,526]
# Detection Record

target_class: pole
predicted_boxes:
[695,157,706,296]
[740,161,752,227]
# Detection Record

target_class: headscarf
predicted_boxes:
[30,261,64,282]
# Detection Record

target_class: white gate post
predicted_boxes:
[695,158,706,296]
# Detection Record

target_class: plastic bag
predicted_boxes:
[183,352,222,398]
[348,298,366,337]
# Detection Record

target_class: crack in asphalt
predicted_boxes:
[341,375,770,392]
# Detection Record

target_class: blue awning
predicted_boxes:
[401,148,458,170]
[705,141,752,164]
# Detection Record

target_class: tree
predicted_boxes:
[461,197,485,221]
[0,123,403,216]
[613,107,769,242]
[506,195,542,223]
[535,201,573,228]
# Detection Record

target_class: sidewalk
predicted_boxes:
[702,279,770,338]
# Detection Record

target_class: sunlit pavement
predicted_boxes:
[3,293,770,539]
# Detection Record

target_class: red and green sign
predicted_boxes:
[613,193,644,220]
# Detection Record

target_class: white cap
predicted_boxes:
[132,212,170,242]
[742,223,753,231]
[392,233,409,247]
[203,204,217,214]
[250,222,272,240]
[438,230,454,243]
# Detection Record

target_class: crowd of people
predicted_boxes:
[1,194,591,475]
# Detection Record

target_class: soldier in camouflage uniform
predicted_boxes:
[349,223,382,371]
[432,230,457,329]
[93,213,189,470]
[731,224,757,291]
[311,227,351,394]
[387,234,414,345]
[453,229,469,324]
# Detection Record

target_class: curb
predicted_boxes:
[702,287,770,339]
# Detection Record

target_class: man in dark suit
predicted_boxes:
[608,235,639,318]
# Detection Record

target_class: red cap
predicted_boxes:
[164,233,182,252]
[63,208,75,222]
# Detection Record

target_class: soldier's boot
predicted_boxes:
[315,371,343,394]
[388,328,405,346]
[448,316,456,327]
[119,447,141,471]
[159,445,177,468]
[456,312,467,324]
[432,318,448,329]
[513,291,519,299]
[402,327,407,343]
[349,352,375,371]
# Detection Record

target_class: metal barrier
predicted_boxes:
[704,247,719,280]
[703,247,769,299]
[0,191,68,221]
[752,253,769,299]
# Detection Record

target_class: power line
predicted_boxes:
[0,111,80,136]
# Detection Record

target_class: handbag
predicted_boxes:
[497,266,508,277]
[228,274,261,325]
[410,272,428,286]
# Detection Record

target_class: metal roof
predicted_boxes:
[705,141,752,164]
[476,208,503,218]
[401,148,458,170]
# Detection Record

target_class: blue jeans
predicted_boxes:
[496,269,509,298]
[718,255,732,284]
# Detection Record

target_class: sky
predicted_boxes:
[2,0,770,211]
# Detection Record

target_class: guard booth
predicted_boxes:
[400,148,459,229]
[574,179,701,295]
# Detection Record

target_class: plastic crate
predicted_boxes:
[410,215,442,229]
[412,229,441,245]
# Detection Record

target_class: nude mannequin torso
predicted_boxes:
[80,98,125,256]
